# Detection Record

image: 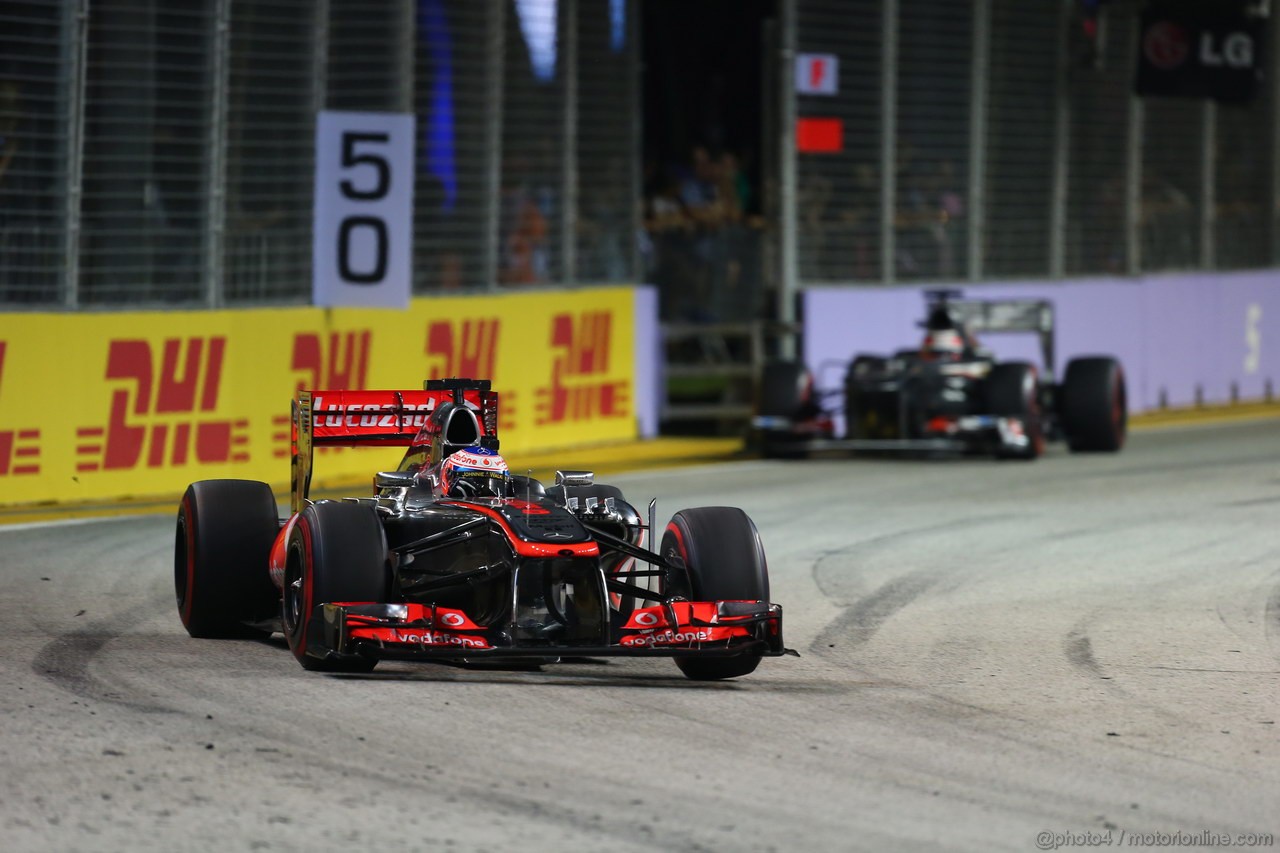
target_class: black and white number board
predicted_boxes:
[312,111,415,308]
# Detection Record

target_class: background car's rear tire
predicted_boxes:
[661,507,769,681]
[1060,357,1127,452]
[175,479,280,639]
[283,501,388,672]
[984,362,1045,460]
[844,353,888,440]
[757,360,818,458]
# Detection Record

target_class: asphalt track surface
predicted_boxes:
[2,419,1278,852]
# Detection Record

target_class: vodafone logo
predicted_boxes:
[440,612,465,628]
[633,611,660,627]
[1144,21,1189,70]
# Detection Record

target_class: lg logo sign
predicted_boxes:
[1145,22,1255,70]
[1136,8,1262,102]
[1199,32,1254,68]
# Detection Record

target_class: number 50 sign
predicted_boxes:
[313,111,415,308]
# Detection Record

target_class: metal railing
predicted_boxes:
[660,320,800,430]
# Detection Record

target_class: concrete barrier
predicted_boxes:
[803,271,1278,412]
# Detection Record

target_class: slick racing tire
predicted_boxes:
[843,354,888,440]
[758,361,816,459]
[283,501,388,673]
[661,507,769,681]
[175,479,280,639]
[984,362,1045,461]
[759,360,810,417]
[1060,357,1127,453]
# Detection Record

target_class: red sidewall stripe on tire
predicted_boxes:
[665,521,688,563]
[181,496,196,624]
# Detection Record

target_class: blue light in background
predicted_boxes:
[418,0,457,210]
[515,0,558,82]
[610,0,625,52]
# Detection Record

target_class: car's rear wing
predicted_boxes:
[929,292,1057,381]
[291,379,498,512]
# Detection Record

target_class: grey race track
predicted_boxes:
[2,420,1278,853]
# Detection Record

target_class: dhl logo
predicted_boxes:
[0,340,42,477]
[75,337,248,472]
[536,312,629,425]
[424,318,516,432]
[292,330,371,392]
[425,318,499,380]
[274,330,373,457]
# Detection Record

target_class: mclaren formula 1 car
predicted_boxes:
[175,377,789,680]
[752,291,1126,460]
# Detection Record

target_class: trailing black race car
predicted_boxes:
[175,377,791,680]
[752,290,1126,460]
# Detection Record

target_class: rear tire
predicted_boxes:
[984,362,1045,460]
[757,361,818,458]
[1060,357,1127,452]
[175,480,280,639]
[844,354,888,440]
[283,501,388,672]
[661,507,769,681]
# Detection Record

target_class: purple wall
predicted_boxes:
[634,285,660,438]
[803,272,1279,412]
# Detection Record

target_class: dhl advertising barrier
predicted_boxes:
[0,286,652,507]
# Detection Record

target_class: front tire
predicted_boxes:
[175,480,280,639]
[661,507,769,681]
[283,501,388,672]
[984,362,1045,460]
[1060,357,1127,452]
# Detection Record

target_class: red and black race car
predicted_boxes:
[752,291,1126,461]
[175,377,790,680]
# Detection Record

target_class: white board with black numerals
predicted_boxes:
[312,110,415,308]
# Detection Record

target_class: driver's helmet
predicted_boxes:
[440,446,510,498]
[921,328,966,361]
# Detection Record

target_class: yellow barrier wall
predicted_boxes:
[0,287,637,506]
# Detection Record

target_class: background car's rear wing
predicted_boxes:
[291,379,498,512]
[929,291,1057,381]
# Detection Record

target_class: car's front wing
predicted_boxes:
[315,600,792,664]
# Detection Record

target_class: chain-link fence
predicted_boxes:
[2,1,1278,312]
[0,0,640,308]
[791,0,1279,291]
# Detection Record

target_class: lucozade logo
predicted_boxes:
[75,337,247,472]
[535,312,629,425]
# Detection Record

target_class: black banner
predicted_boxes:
[1134,4,1265,102]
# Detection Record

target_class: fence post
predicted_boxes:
[777,0,797,358]
[967,0,989,283]
[483,2,505,291]
[60,0,88,309]
[1199,100,1215,270]
[204,0,230,308]
[1125,96,1143,276]
[1048,0,1071,279]
[879,0,898,286]
[561,0,578,287]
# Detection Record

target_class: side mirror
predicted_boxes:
[374,471,417,490]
